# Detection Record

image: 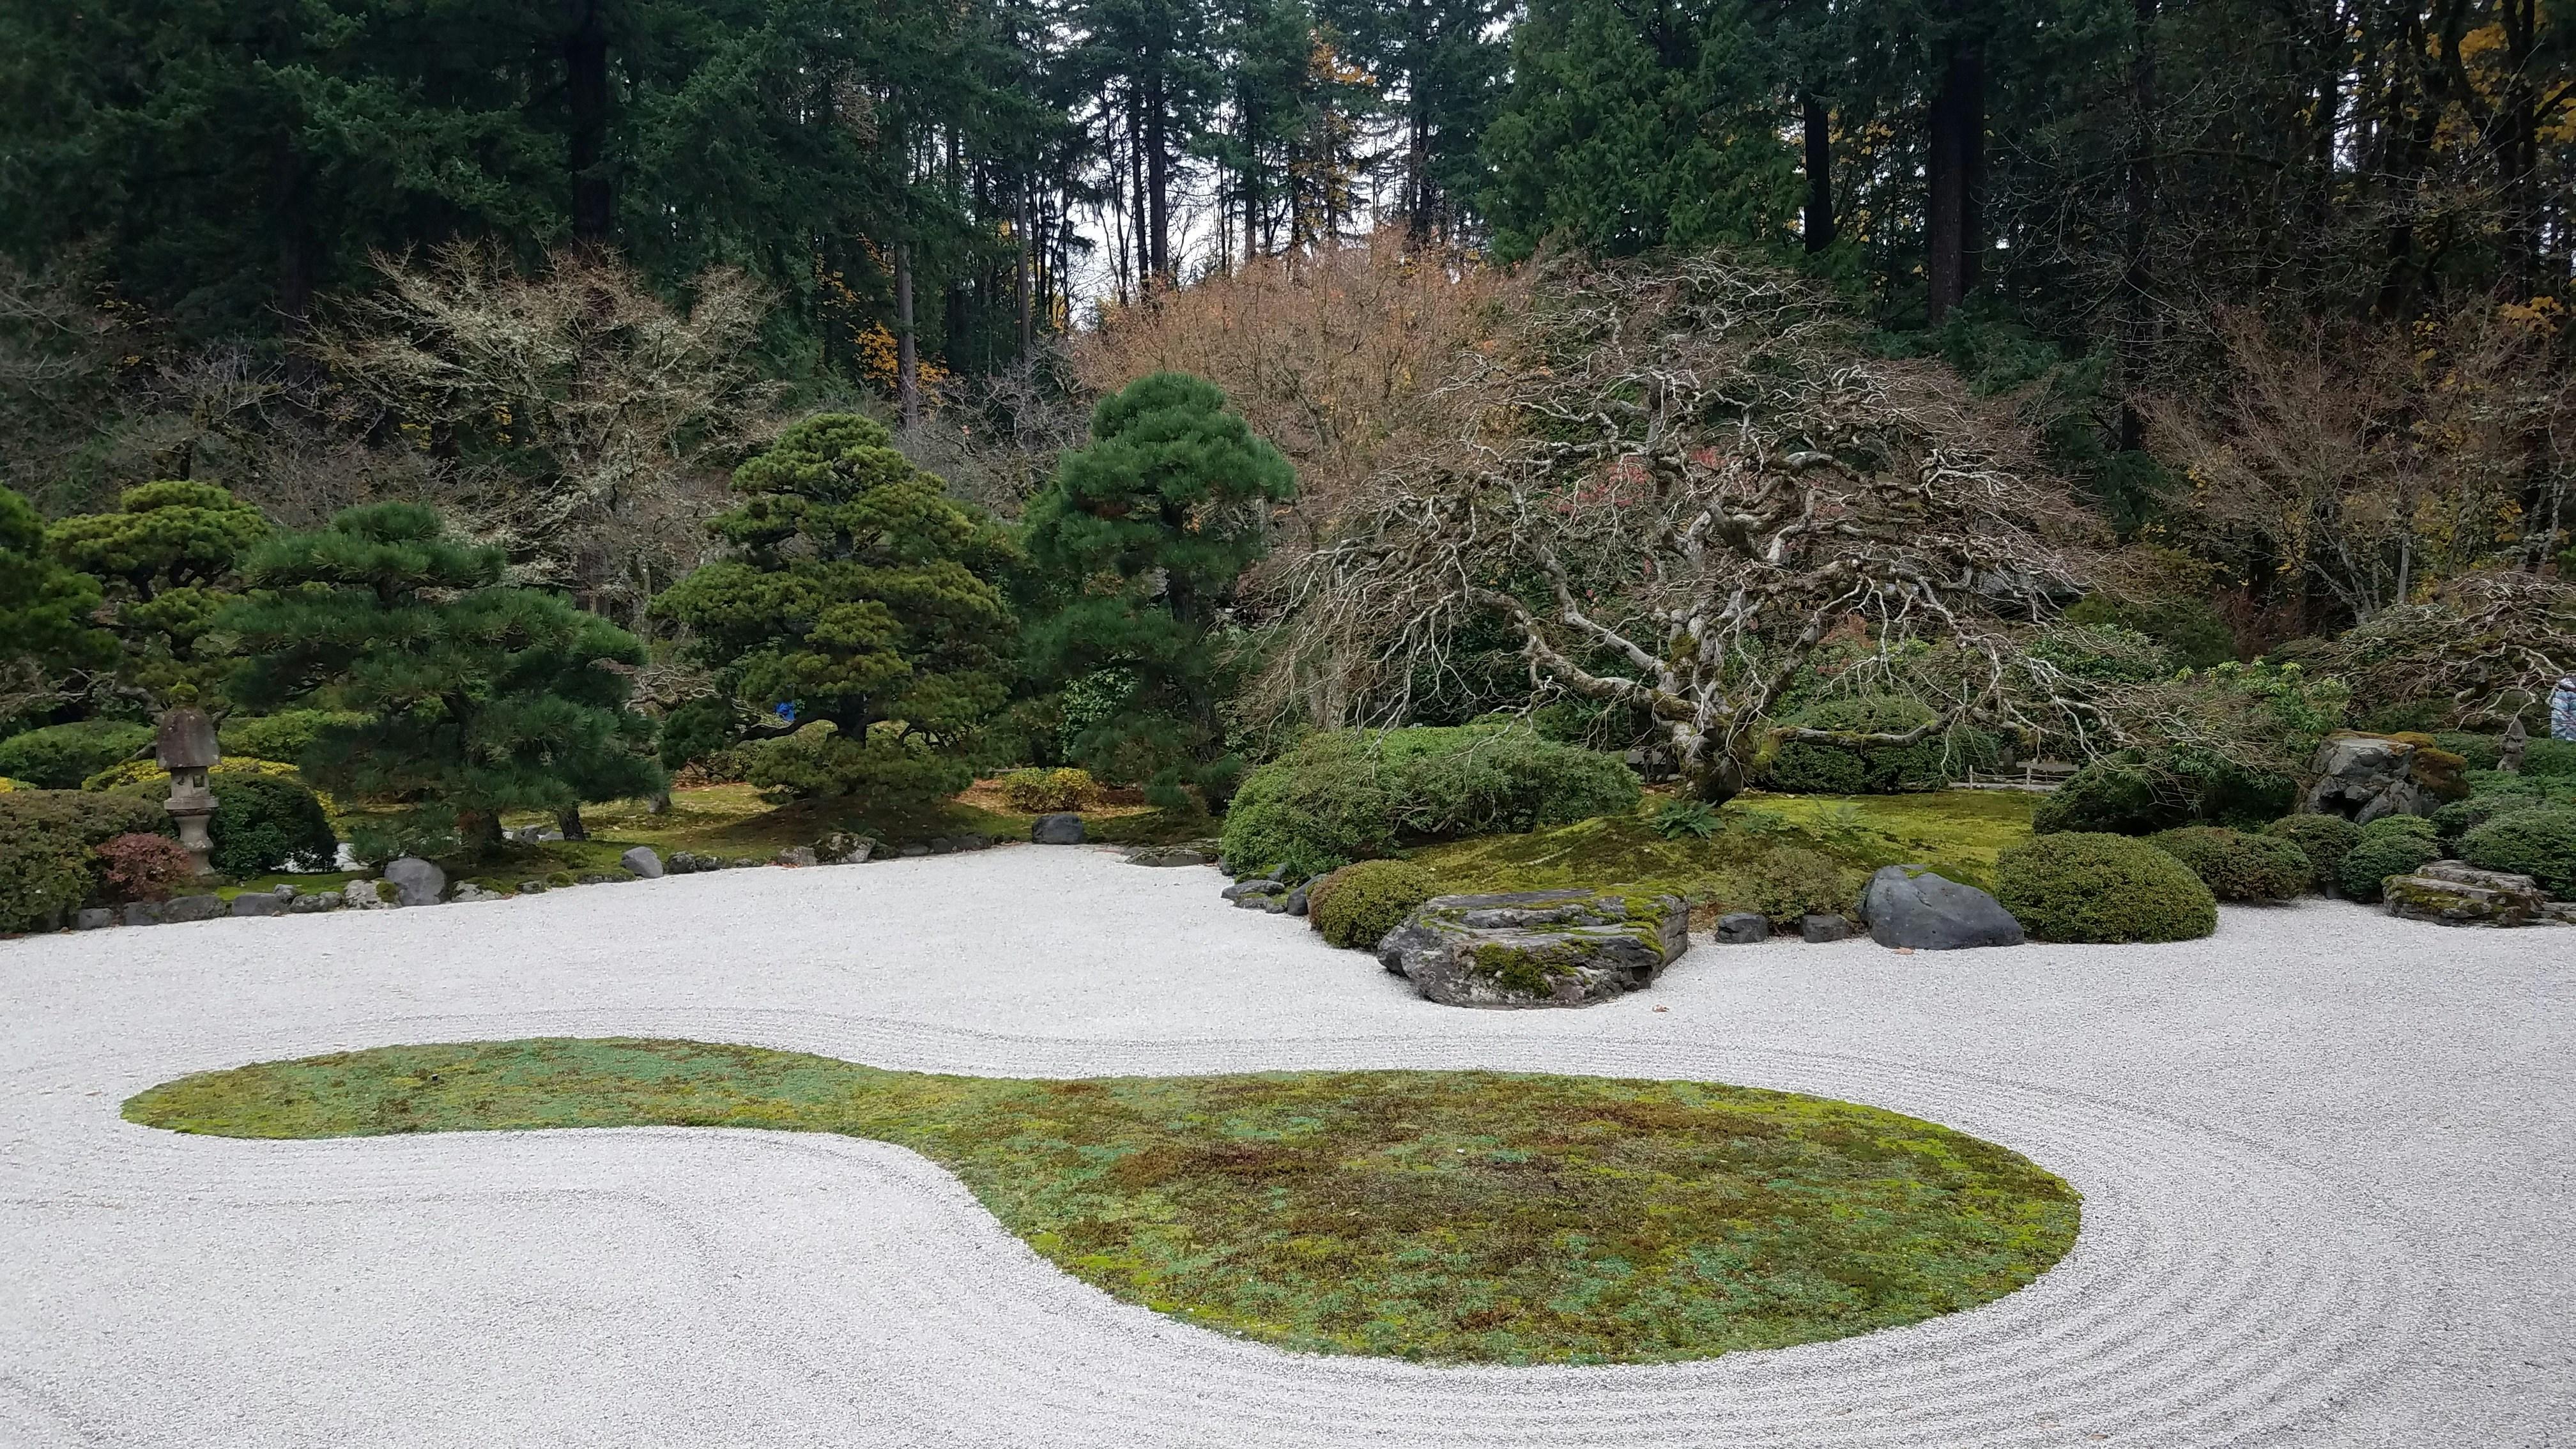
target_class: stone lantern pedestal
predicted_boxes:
[155,707,221,878]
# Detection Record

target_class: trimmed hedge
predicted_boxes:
[2265,815,2359,894]
[2149,826,2312,903]
[995,767,1101,813]
[0,721,153,790]
[2430,793,2540,848]
[128,767,337,875]
[1222,724,1639,882]
[1759,696,2001,794]
[2336,829,2442,902]
[2032,753,2296,836]
[1995,832,2218,943]
[1310,861,1439,951]
[1737,845,1859,924]
[0,790,173,932]
[2458,807,2576,899]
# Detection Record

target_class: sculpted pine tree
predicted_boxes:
[221,503,663,854]
[1024,371,1295,804]
[46,480,269,707]
[0,486,116,724]
[652,414,1017,811]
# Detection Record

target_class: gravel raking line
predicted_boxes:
[3,847,2565,1447]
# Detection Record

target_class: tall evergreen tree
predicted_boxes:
[1023,372,1294,805]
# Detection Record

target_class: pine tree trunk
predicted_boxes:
[1015,188,1034,349]
[1801,94,1836,253]
[1926,36,1984,323]
[556,806,588,842]
[895,243,918,429]
[2116,0,2158,452]
[1146,70,1170,285]
[563,0,613,243]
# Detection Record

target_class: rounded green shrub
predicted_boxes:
[1310,861,1439,950]
[130,767,338,875]
[2430,793,2539,848]
[1760,696,2001,794]
[1995,832,2218,943]
[994,767,1101,813]
[2458,807,2576,898]
[2148,826,2312,902]
[2429,732,2501,771]
[2526,739,2576,779]
[2336,832,2442,902]
[0,720,153,790]
[217,710,366,769]
[2033,753,2295,836]
[1219,724,1638,881]
[2264,815,2359,894]
[1737,845,1859,924]
[0,789,173,931]
[2358,813,2439,845]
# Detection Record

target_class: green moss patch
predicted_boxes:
[127,1038,2079,1366]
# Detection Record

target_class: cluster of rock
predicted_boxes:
[1712,911,1857,944]
[2303,733,2451,824]
[1123,840,1222,867]
[2382,861,2575,928]
[1220,874,1326,916]
[1377,889,1692,1008]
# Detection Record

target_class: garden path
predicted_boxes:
[2,847,2566,1448]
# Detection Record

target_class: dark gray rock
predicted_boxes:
[1713,911,1770,944]
[382,856,447,907]
[341,878,392,910]
[1800,913,1855,943]
[74,908,114,930]
[1032,813,1085,845]
[956,833,990,852]
[776,846,820,867]
[1282,887,1310,917]
[121,901,165,927]
[2303,735,2425,824]
[620,846,664,880]
[573,871,627,885]
[1860,866,2025,949]
[162,894,227,923]
[896,843,930,859]
[1126,845,1209,867]
[1232,892,1278,910]
[1377,889,1690,1008]
[229,893,284,917]
[2382,861,2546,927]
[730,857,765,870]
[1222,878,1284,901]
[448,882,506,903]
[287,891,342,914]
[926,836,955,854]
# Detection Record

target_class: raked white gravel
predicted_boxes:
[2,843,2568,1448]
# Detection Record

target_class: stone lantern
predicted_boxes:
[155,707,221,877]
[2500,716,2527,774]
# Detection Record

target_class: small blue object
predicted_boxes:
[774,701,799,723]
[2553,676,2576,742]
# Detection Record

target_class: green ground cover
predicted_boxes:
[129,1038,2080,1366]
[1411,790,2037,916]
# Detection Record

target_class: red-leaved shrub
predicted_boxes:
[93,832,199,903]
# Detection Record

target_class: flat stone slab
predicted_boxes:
[2384,861,2546,927]
[1377,889,1689,1008]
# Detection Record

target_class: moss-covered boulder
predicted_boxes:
[2380,861,2547,927]
[1376,889,1689,1008]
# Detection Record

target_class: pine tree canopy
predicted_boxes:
[221,503,662,848]
[1023,371,1294,802]
[0,487,116,700]
[45,482,269,599]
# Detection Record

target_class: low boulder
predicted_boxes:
[121,901,164,927]
[1713,911,1770,945]
[774,846,820,867]
[286,891,342,914]
[1377,889,1690,1009]
[1127,845,1210,867]
[814,831,875,864]
[2382,860,2546,927]
[382,856,447,907]
[1031,813,1085,845]
[1222,878,1284,901]
[229,893,284,918]
[620,846,664,880]
[162,894,227,923]
[1860,866,2025,950]
[1800,913,1856,943]
[342,878,393,909]
[74,908,114,930]
[2304,734,2424,824]
[449,882,507,903]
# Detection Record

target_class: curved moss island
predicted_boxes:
[128,1038,2079,1365]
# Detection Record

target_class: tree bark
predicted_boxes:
[1926,30,1985,322]
[1801,93,1836,253]
[1015,187,1034,349]
[563,0,613,243]
[2117,0,2159,452]
[894,243,918,428]
[555,806,589,841]
[1146,68,1170,285]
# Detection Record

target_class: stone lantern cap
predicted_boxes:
[155,708,221,771]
